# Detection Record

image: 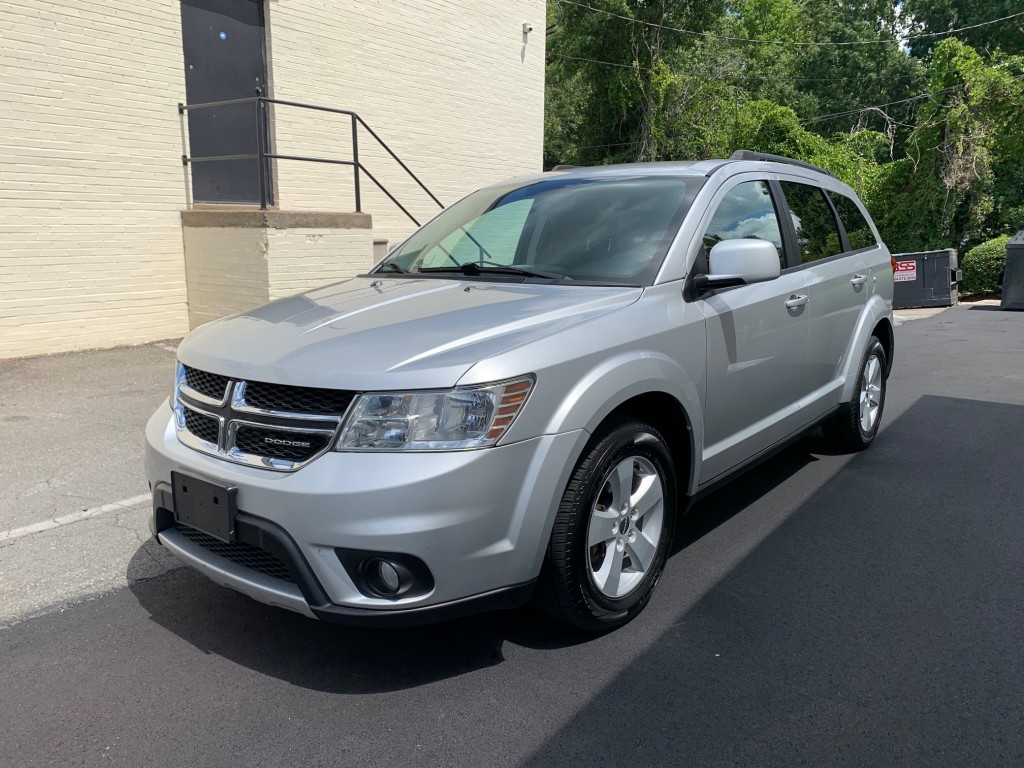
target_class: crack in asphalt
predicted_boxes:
[0,502,180,629]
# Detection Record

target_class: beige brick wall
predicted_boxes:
[266,0,547,247]
[266,228,374,299]
[183,218,374,329]
[183,226,269,329]
[0,0,545,359]
[0,0,190,360]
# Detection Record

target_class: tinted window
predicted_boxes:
[829,192,878,250]
[781,182,843,263]
[527,179,689,281]
[383,177,693,285]
[703,181,784,267]
[421,199,533,267]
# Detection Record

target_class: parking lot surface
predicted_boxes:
[1,304,1022,767]
[0,341,179,622]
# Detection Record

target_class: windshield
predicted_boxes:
[376,176,696,285]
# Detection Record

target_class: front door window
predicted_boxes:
[703,181,785,267]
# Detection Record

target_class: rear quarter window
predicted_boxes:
[829,192,878,251]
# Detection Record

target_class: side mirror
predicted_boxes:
[694,239,781,293]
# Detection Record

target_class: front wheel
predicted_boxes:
[536,418,678,631]
[823,335,887,452]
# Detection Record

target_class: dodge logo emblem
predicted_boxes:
[263,436,312,449]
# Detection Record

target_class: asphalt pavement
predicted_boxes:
[1,303,1022,767]
[0,341,180,621]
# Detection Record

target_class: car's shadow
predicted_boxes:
[128,431,828,694]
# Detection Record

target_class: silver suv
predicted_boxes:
[145,152,894,630]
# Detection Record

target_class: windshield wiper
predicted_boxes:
[375,261,406,274]
[419,263,565,280]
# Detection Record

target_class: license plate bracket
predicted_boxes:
[171,471,238,543]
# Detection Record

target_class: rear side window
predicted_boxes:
[829,192,878,250]
[703,181,784,268]
[780,182,843,263]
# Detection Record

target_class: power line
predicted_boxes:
[801,72,1024,124]
[548,52,653,71]
[906,11,1024,38]
[550,52,924,83]
[548,35,1024,130]
[558,0,1024,48]
[801,89,957,123]
[573,140,643,150]
[736,73,922,83]
[558,76,1024,156]
[583,142,643,152]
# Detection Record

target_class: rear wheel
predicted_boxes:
[823,336,887,452]
[537,418,678,631]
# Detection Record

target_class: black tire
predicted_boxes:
[536,417,678,631]
[822,335,887,452]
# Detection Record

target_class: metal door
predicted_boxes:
[181,0,270,204]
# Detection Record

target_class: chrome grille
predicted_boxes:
[183,408,219,445]
[183,365,230,402]
[175,524,294,583]
[174,362,354,471]
[243,381,355,415]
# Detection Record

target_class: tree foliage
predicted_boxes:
[903,0,1024,57]
[545,0,1024,255]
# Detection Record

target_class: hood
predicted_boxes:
[178,277,642,390]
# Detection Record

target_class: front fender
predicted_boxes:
[457,286,709,495]
[542,352,705,496]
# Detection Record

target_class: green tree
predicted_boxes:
[545,0,726,167]
[905,39,1024,248]
[716,0,816,118]
[543,2,1024,256]
[904,0,1024,57]
[788,0,926,137]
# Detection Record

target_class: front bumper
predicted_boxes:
[145,403,587,624]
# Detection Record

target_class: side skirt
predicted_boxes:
[682,404,842,510]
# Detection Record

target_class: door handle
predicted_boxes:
[850,274,868,286]
[785,294,809,309]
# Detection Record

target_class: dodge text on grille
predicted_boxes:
[263,437,312,448]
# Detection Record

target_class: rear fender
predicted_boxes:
[840,294,894,403]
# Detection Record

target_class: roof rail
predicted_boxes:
[727,150,836,178]
[551,164,579,171]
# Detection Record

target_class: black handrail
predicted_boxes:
[178,96,443,224]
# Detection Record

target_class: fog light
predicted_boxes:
[337,549,434,600]
[374,559,401,594]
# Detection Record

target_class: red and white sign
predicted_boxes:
[894,260,917,282]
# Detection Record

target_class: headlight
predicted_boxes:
[171,361,184,408]
[335,375,534,451]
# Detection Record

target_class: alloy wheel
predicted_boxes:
[586,455,665,599]
[860,353,883,433]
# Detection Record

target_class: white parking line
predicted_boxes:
[0,494,151,543]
